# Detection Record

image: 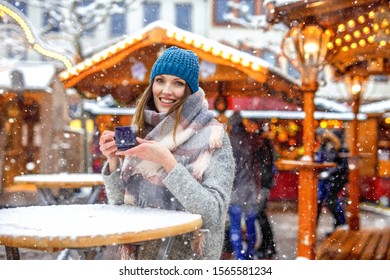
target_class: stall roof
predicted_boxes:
[239,110,367,121]
[360,99,390,114]
[268,0,390,79]
[315,67,390,102]
[0,62,58,92]
[83,94,366,121]
[59,20,301,107]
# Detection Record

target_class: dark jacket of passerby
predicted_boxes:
[315,129,348,229]
[229,115,258,212]
[256,135,275,190]
[316,129,349,195]
[253,129,277,259]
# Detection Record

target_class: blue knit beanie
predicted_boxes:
[150,46,199,93]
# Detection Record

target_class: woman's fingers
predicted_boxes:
[116,139,170,163]
[136,137,154,144]
[99,130,118,158]
[100,139,117,153]
[99,130,115,145]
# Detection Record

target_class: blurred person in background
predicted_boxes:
[227,112,258,260]
[254,124,277,259]
[315,128,349,233]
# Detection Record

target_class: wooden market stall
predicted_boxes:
[266,0,390,259]
[0,63,81,191]
[0,3,81,194]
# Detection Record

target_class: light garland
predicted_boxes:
[329,5,389,52]
[0,3,73,69]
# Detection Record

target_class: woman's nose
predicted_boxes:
[162,83,173,93]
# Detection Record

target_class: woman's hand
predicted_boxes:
[99,130,119,173]
[116,137,177,172]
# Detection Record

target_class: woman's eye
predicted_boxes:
[176,81,185,86]
[156,78,164,83]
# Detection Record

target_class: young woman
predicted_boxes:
[99,46,235,260]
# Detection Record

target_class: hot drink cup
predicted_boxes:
[115,125,137,151]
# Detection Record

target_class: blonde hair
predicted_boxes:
[132,83,192,140]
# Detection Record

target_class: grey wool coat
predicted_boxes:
[101,133,235,260]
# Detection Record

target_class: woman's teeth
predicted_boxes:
[161,98,174,103]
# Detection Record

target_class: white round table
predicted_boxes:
[13,173,105,205]
[0,204,203,260]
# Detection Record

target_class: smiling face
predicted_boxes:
[152,74,187,113]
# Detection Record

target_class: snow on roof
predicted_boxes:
[61,20,297,86]
[83,92,358,119]
[236,110,366,121]
[360,99,390,114]
[148,20,296,83]
[83,101,136,115]
[0,62,58,91]
[314,66,390,103]
[314,97,350,113]
[269,0,301,6]
[83,104,366,120]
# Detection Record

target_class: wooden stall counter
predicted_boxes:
[275,159,336,171]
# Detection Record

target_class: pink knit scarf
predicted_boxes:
[121,88,225,192]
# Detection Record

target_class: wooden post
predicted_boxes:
[296,85,318,259]
[302,87,316,159]
[0,96,5,192]
[297,166,319,259]
[348,93,361,230]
